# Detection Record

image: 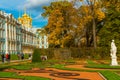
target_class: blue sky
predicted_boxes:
[0,0,52,28]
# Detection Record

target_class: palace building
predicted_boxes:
[0,10,49,55]
[37,28,49,49]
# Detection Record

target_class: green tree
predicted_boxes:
[99,0,120,53]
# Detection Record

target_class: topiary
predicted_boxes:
[32,48,41,63]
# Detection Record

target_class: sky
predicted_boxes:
[0,0,53,28]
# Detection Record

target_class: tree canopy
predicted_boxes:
[41,0,119,49]
[99,0,120,53]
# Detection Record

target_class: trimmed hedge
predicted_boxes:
[32,47,119,60]
[32,48,41,63]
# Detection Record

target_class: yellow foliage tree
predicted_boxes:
[74,0,105,47]
[42,1,77,48]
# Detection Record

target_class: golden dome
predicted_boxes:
[18,9,32,28]
[22,13,29,17]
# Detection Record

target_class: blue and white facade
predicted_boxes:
[0,11,22,54]
[0,10,49,54]
[0,11,6,54]
[39,35,49,49]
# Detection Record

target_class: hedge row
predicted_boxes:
[32,47,120,60]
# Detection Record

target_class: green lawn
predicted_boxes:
[0,60,31,70]
[10,62,49,70]
[0,71,50,80]
[11,54,29,60]
[52,64,120,80]
[86,60,120,69]
[1,59,120,80]
[100,71,120,80]
[0,59,57,70]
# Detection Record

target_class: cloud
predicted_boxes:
[0,0,24,9]
[18,0,51,11]
[34,14,42,19]
[34,13,42,19]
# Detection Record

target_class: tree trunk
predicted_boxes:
[93,17,97,49]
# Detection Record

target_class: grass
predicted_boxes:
[0,59,57,70]
[0,60,31,70]
[9,61,55,70]
[0,61,51,80]
[10,64,32,70]
[52,64,120,80]
[11,54,29,60]
[9,62,46,70]
[51,64,96,72]
[0,71,50,80]
[1,59,120,80]
[100,71,120,80]
[86,60,120,69]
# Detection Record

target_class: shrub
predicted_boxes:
[32,48,41,63]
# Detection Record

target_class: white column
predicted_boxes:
[8,42,9,53]
[9,25,10,39]
[13,26,15,40]
[11,25,12,40]
[40,36,42,48]
[14,27,16,40]
[12,43,13,53]
[10,42,11,53]
[15,43,16,54]
[13,43,14,53]
[13,26,14,40]
[12,25,14,40]
[5,22,8,54]
[12,25,13,40]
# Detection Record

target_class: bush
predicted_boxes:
[32,48,41,63]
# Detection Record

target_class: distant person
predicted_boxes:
[1,54,4,63]
[8,54,10,63]
[21,53,24,60]
[6,53,8,62]
[17,52,21,60]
